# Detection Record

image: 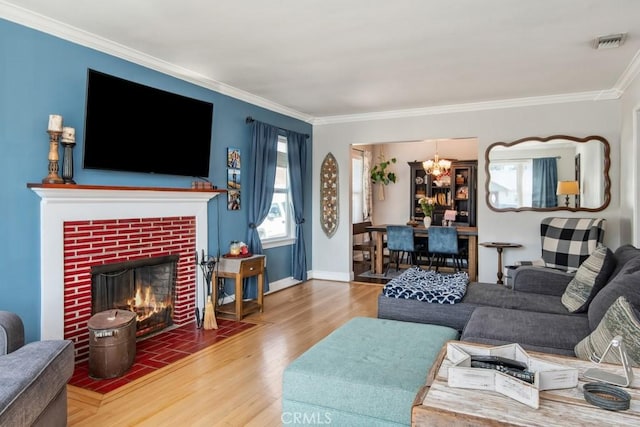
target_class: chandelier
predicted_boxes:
[422,141,451,176]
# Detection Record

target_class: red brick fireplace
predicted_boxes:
[29,184,221,362]
[64,216,196,361]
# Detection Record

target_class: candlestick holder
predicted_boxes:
[61,139,76,184]
[42,130,64,184]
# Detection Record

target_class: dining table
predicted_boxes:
[365,224,478,281]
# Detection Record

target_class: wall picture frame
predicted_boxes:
[227,168,241,189]
[227,147,241,169]
[227,190,240,210]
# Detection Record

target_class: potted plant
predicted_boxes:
[370,155,397,200]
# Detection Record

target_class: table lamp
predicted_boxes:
[443,210,457,226]
[556,180,579,207]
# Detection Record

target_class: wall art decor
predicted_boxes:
[227,147,241,169]
[227,168,240,189]
[320,152,338,237]
[227,190,240,210]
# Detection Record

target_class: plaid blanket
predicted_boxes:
[382,267,469,304]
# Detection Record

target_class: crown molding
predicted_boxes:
[613,48,640,94]
[311,89,622,125]
[0,2,314,123]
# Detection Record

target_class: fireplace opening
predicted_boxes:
[91,255,179,338]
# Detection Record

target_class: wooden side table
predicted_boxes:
[480,242,522,284]
[212,254,266,321]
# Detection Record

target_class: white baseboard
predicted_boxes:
[308,270,351,282]
[219,274,306,304]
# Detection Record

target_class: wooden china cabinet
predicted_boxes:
[408,160,477,226]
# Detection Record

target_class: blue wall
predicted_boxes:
[0,19,313,342]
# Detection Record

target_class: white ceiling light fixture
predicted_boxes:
[423,140,451,177]
[593,33,627,50]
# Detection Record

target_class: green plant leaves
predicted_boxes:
[370,157,397,185]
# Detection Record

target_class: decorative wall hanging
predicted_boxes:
[227,168,241,189]
[320,152,338,237]
[227,147,241,168]
[227,190,240,210]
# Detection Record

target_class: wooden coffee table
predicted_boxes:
[412,341,640,426]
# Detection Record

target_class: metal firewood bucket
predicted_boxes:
[88,309,137,379]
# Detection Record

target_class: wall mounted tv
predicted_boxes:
[83,69,214,177]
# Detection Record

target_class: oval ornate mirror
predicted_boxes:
[485,135,610,212]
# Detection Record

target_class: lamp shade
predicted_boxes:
[556,180,579,195]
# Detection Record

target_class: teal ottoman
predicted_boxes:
[282,317,458,426]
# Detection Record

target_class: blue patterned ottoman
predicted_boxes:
[282,317,458,426]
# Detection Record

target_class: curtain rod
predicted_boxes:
[245,116,310,139]
[494,156,561,161]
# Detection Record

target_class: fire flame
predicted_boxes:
[127,283,169,322]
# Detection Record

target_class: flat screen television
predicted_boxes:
[83,69,214,177]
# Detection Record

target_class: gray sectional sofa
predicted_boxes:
[378,244,640,357]
[0,311,74,427]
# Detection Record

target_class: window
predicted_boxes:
[488,159,532,208]
[257,136,294,246]
[352,150,365,223]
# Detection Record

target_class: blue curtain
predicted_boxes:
[532,157,558,208]
[286,130,308,281]
[245,121,279,298]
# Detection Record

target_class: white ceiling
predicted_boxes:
[2,0,640,123]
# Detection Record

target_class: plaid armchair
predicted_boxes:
[505,217,606,289]
[506,217,606,287]
[539,217,606,270]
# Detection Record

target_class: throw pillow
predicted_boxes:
[574,296,640,367]
[561,246,615,313]
[588,256,640,331]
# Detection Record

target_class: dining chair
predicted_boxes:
[428,226,462,272]
[385,225,419,275]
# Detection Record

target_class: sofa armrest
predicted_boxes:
[511,266,574,296]
[0,340,74,426]
[0,311,25,355]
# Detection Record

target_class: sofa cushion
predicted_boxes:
[588,256,640,331]
[561,246,615,313]
[464,282,576,316]
[460,307,591,356]
[610,244,640,280]
[575,296,640,367]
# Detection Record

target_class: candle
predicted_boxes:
[48,114,63,132]
[61,127,75,143]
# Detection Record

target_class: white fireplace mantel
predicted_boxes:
[29,184,222,340]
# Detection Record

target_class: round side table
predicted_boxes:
[479,242,523,284]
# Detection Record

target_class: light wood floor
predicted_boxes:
[68,279,382,426]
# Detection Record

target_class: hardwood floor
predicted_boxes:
[68,279,383,426]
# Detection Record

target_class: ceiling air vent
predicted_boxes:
[593,33,627,50]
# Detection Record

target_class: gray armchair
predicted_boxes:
[0,311,74,426]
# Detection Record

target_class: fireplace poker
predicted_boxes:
[194,251,203,328]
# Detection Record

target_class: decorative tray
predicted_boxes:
[223,252,253,258]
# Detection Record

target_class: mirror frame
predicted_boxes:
[485,135,611,212]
